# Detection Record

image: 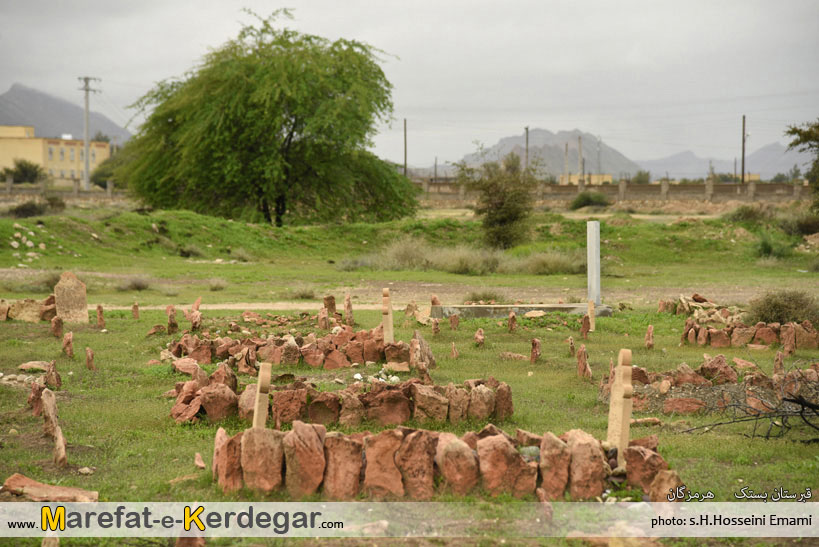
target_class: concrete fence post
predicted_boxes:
[618,180,626,202]
[106,180,113,198]
[73,179,80,197]
[586,221,601,306]
[705,179,714,202]
[660,179,669,201]
[422,179,429,195]
[5,174,11,194]
[40,177,47,195]
[748,181,756,202]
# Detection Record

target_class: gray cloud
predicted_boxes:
[1,0,817,167]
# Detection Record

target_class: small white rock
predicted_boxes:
[78,467,94,475]
[10,241,19,249]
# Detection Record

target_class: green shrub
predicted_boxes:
[723,205,772,225]
[208,278,227,291]
[45,195,66,212]
[754,233,792,258]
[9,201,47,218]
[747,290,819,325]
[178,244,204,258]
[287,286,315,300]
[117,277,151,292]
[230,248,253,262]
[465,290,504,303]
[501,250,586,275]
[780,213,819,236]
[811,258,819,272]
[569,192,609,210]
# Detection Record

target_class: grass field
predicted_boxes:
[1,203,818,545]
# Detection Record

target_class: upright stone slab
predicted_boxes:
[96,305,105,329]
[323,295,336,316]
[252,362,272,429]
[606,349,633,469]
[132,302,139,319]
[382,288,395,344]
[54,272,88,323]
[344,293,354,327]
[586,221,601,306]
[588,301,596,332]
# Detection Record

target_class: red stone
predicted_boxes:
[213,428,243,493]
[395,430,436,500]
[564,429,606,500]
[438,436,479,495]
[324,349,351,370]
[362,389,412,426]
[200,383,238,421]
[241,428,285,493]
[363,429,405,498]
[272,389,307,425]
[539,432,570,500]
[625,445,668,492]
[663,397,706,414]
[477,434,537,498]
[283,421,326,498]
[323,432,363,500]
[308,392,341,425]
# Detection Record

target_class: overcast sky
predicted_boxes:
[1,0,817,167]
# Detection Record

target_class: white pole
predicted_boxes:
[587,221,601,306]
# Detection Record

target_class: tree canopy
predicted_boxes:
[118,10,417,225]
[456,152,537,248]
[1,158,46,183]
[785,118,819,210]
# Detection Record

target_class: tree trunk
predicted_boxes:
[275,194,286,227]
[260,197,272,224]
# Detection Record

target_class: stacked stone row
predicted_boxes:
[681,318,818,350]
[169,357,513,427]
[213,420,681,503]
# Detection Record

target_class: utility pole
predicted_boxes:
[433,156,437,183]
[78,76,100,191]
[524,126,529,170]
[734,158,737,182]
[577,136,583,184]
[564,143,569,184]
[403,118,407,177]
[597,135,601,176]
[741,115,746,184]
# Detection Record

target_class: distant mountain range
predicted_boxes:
[412,128,813,181]
[0,83,131,143]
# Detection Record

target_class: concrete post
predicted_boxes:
[578,175,585,193]
[660,179,669,201]
[618,179,626,202]
[41,177,47,195]
[106,180,113,198]
[72,179,80,197]
[705,179,714,202]
[5,174,11,193]
[748,181,756,202]
[587,221,601,306]
[422,179,429,195]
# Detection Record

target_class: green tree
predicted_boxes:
[770,172,788,183]
[455,152,536,249]
[1,158,46,183]
[785,119,819,210]
[92,131,111,143]
[632,170,651,184]
[789,163,802,181]
[117,10,416,225]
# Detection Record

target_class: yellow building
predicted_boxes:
[558,173,614,185]
[0,125,110,186]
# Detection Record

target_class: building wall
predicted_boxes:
[0,126,110,185]
[558,173,614,185]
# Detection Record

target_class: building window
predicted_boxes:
[70,148,75,161]
[70,169,75,179]
[80,150,84,161]
[48,147,53,161]
[60,148,64,161]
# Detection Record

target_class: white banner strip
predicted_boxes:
[0,502,816,538]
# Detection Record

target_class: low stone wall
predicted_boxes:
[168,360,513,427]
[601,354,819,416]
[212,420,681,502]
[680,318,818,351]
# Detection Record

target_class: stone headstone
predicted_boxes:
[449,314,459,330]
[588,300,596,332]
[132,302,139,319]
[606,349,633,469]
[431,318,440,335]
[344,293,353,326]
[568,336,575,356]
[167,306,178,335]
[508,311,517,332]
[54,272,88,324]
[580,315,590,339]
[381,288,394,344]
[530,338,541,364]
[252,362,272,429]
[474,328,485,347]
[85,348,95,371]
[62,332,74,359]
[431,294,441,306]
[323,295,336,315]
[576,344,591,379]
[450,341,459,359]
[645,325,654,350]
[96,305,104,329]
[317,307,330,330]
[50,316,63,338]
